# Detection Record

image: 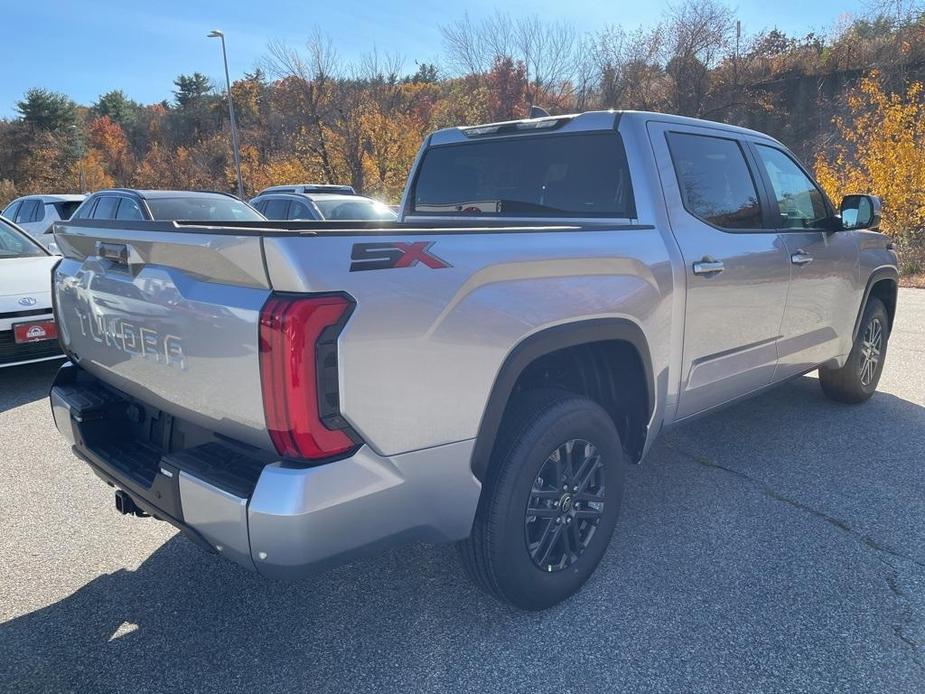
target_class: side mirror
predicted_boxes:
[840,194,881,231]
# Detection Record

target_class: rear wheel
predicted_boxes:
[819,297,890,403]
[459,391,626,610]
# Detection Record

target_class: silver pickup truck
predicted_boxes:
[49,111,898,609]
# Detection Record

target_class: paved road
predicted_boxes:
[2,290,924,693]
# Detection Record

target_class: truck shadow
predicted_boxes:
[0,360,61,414]
[3,376,925,692]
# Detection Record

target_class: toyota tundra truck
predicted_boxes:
[49,111,898,609]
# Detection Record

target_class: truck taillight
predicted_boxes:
[259,293,359,461]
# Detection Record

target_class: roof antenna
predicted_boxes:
[529,105,551,119]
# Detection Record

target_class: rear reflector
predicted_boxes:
[259,294,357,460]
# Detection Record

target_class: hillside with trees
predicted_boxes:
[1,0,923,271]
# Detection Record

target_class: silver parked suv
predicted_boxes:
[2,194,86,253]
[250,184,396,221]
[49,111,897,609]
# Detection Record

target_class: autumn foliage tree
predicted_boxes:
[815,73,925,266]
[86,116,134,185]
[1,2,925,280]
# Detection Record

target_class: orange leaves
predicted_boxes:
[234,145,318,196]
[71,150,114,191]
[86,116,134,186]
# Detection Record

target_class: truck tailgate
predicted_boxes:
[52,223,273,449]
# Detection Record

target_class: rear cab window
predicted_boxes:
[412,132,636,219]
[666,132,763,230]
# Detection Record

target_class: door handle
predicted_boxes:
[791,250,813,266]
[692,258,725,275]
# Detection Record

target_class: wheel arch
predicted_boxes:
[470,318,655,483]
[853,267,899,341]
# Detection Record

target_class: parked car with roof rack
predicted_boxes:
[70,189,266,223]
[250,184,396,222]
[0,217,64,369]
[2,194,86,253]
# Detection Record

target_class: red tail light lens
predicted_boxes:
[259,293,358,460]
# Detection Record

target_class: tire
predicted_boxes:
[819,297,890,404]
[459,390,626,610]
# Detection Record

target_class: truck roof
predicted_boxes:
[428,110,780,147]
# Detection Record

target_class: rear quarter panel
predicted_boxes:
[264,228,675,457]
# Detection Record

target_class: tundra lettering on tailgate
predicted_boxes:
[350,241,451,272]
[74,306,187,369]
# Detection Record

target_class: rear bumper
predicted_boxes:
[50,362,480,578]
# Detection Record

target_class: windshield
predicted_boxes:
[412,132,635,218]
[312,198,396,221]
[145,197,265,222]
[0,219,47,258]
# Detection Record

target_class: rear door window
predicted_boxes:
[666,132,763,230]
[73,199,96,219]
[16,200,39,223]
[412,132,636,218]
[91,196,120,219]
[263,199,290,220]
[288,200,314,220]
[53,201,83,220]
[115,198,145,220]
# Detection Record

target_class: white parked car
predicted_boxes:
[0,217,64,368]
[250,184,396,221]
[2,194,86,253]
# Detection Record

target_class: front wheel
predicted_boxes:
[458,391,626,610]
[819,297,890,403]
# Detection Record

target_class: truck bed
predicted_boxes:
[51,216,667,459]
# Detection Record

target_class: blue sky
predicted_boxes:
[1,0,865,117]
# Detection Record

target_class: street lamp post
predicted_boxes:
[208,29,244,200]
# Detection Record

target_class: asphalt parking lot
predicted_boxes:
[1,289,923,693]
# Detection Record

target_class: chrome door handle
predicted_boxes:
[791,250,813,266]
[692,259,725,275]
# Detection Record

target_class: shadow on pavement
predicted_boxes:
[2,377,924,692]
[0,360,62,414]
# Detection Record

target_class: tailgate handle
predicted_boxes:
[97,242,130,265]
